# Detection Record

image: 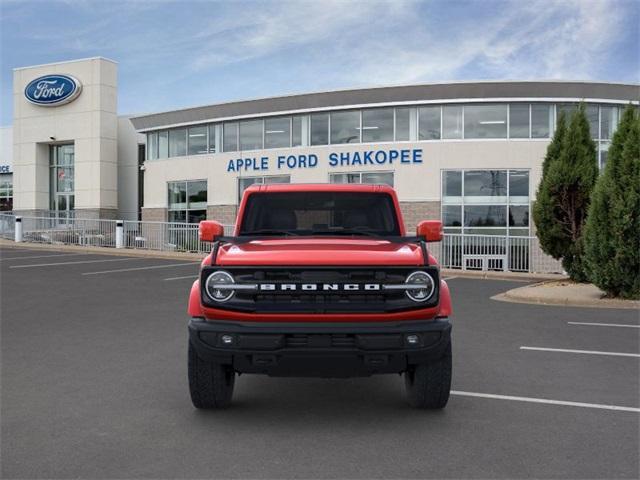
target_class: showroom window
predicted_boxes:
[464,104,507,139]
[240,120,263,150]
[49,144,75,219]
[329,171,394,187]
[330,110,360,144]
[395,107,411,141]
[264,117,291,149]
[0,173,13,211]
[310,113,329,145]
[362,108,394,143]
[442,106,463,139]
[600,106,619,140]
[442,169,529,236]
[168,180,207,223]
[187,126,208,156]
[208,124,217,153]
[531,104,552,138]
[238,175,290,203]
[509,104,529,138]
[158,131,168,159]
[419,106,441,140]
[292,116,303,147]
[223,122,239,152]
[169,128,187,157]
[147,132,158,160]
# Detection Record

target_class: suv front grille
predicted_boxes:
[201,266,439,314]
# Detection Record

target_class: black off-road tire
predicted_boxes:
[188,340,235,409]
[404,341,452,409]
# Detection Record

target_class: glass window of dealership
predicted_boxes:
[145,102,620,171]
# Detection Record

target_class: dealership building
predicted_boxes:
[5,57,639,243]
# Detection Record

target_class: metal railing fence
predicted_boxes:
[0,213,15,240]
[430,234,563,274]
[19,216,118,248]
[2,214,563,274]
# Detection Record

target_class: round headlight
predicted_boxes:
[205,270,235,302]
[405,271,435,302]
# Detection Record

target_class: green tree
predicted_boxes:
[584,106,640,298]
[533,104,598,281]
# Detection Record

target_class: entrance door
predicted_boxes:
[50,144,75,222]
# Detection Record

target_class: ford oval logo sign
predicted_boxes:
[24,74,82,106]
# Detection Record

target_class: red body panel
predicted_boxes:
[189,184,452,322]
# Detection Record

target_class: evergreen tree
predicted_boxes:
[533,104,598,281]
[584,106,640,298]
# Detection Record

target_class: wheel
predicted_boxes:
[188,340,235,409]
[404,341,452,409]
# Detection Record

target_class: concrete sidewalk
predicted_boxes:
[493,280,640,309]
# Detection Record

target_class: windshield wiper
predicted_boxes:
[243,229,300,236]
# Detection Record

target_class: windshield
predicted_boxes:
[239,192,401,236]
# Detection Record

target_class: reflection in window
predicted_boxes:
[586,104,599,139]
[531,104,552,138]
[442,169,530,237]
[310,113,329,145]
[223,122,238,152]
[442,171,462,199]
[208,124,217,153]
[265,117,291,149]
[168,180,207,223]
[330,111,360,144]
[238,175,291,202]
[362,108,393,142]
[419,106,441,140]
[395,108,411,141]
[509,104,529,138]
[292,116,303,147]
[509,170,529,199]
[147,132,158,160]
[187,126,207,155]
[464,104,507,139]
[509,206,529,227]
[600,106,619,140]
[464,205,507,227]
[240,120,263,150]
[169,128,187,157]
[330,171,394,187]
[158,131,168,159]
[0,173,12,211]
[463,170,507,201]
[442,106,463,139]
[443,205,462,227]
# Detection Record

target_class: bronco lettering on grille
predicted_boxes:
[258,283,382,291]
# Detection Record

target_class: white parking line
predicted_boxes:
[443,276,458,281]
[10,258,136,269]
[451,390,640,413]
[83,262,199,275]
[568,322,640,329]
[520,346,640,358]
[1,253,87,261]
[164,275,198,281]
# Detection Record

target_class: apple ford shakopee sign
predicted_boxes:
[24,74,82,106]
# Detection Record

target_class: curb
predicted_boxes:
[492,282,640,310]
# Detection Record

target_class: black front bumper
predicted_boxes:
[188,318,451,377]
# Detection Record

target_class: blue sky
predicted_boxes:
[1,0,638,126]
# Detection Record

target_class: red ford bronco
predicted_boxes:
[187,184,452,408]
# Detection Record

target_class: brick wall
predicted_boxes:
[141,208,167,222]
[207,205,237,226]
[399,201,441,232]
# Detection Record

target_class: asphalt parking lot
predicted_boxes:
[1,245,638,479]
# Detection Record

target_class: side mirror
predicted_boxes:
[199,220,225,242]
[416,220,443,242]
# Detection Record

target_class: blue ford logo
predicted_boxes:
[24,74,82,106]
